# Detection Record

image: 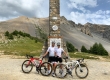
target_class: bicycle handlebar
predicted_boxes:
[26,54,33,59]
[41,56,44,60]
[26,54,44,60]
[63,57,84,63]
[63,57,68,62]
[76,58,84,63]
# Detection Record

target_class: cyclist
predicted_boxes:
[55,42,68,76]
[55,42,68,63]
[43,41,56,77]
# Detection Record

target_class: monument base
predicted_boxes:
[48,36,62,48]
[41,36,70,61]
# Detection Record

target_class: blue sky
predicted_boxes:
[0,0,110,25]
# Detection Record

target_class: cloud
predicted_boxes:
[70,10,110,25]
[108,0,110,2]
[0,0,48,21]
[0,0,110,25]
[68,0,98,12]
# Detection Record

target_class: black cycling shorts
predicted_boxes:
[48,56,56,62]
[55,57,62,63]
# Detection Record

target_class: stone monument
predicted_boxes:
[41,0,68,58]
[48,0,62,47]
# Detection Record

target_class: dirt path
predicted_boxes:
[0,55,110,80]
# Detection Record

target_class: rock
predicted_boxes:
[68,20,76,27]
[81,24,92,37]
[103,30,110,40]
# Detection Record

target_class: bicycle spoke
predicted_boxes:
[55,64,67,78]
[40,62,52,76]
[75,64,89,78]
[21,60,33,73]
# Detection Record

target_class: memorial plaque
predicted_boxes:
[49,38,61,47]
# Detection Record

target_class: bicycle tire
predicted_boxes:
[40,62,52,76]
[21,60,33,73]
[54,64,67,78]
[75,63,89,79]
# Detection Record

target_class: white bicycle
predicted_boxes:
[54,58,89,79]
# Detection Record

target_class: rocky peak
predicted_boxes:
[68,20,76,27]
[60,16,70,25]
[81,24,92,36]
[61,16,67,21]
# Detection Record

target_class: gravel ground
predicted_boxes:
[0,55,110,80]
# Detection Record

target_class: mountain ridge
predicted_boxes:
[0,16,110,54]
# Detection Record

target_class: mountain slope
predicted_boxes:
[0,16,37,37]
[0,16,110,54]
[60,23,110,53]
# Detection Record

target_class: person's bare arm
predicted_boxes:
[63,51,68,57]
[43,51,48,57]
[62,48,67,57]
[43,47,50,57]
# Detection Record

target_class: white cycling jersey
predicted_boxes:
[47,46,56,57]
[55,48,64,57]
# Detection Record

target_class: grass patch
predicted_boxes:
[0,37,43,56]
[69,52,99,59]
[102,56,110,60]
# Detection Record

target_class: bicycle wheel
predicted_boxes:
[21,60,33,73]
[75,63,89,79]
[40,62,52,76]
[54,64,67,78]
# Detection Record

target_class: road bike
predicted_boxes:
[54,58,89,78]
[21,54,52,76]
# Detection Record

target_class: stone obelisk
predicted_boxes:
[48,0,62,47]
[49,0,60,36]
[41,0,68,58]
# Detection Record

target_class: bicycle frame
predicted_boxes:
[63,58,84,69]
[54,58,88,78]
[62,58,84,76]
[26,55,43,67]
[22,55,53,76]
[64,60,80,70]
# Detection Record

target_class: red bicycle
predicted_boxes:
[21,54,52,76]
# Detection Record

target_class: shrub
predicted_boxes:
[12,30,18,36]
[90,43,108,56]
[8,34,14,40]
[98,43,108,56]
[91,43,99,54]
[35,39,38,43]
[88,46,92,53]
[5,31,9,37]
[66,42,75,52]
[80,43,108,56]
[4,30,43,43]
[25,33,31,37]
[18,31,24,36]
[81,45,88,53]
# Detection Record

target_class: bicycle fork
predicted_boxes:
[78,64,83,72]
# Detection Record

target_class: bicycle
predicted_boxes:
[54,58,89,79]
[21,54,52,76]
